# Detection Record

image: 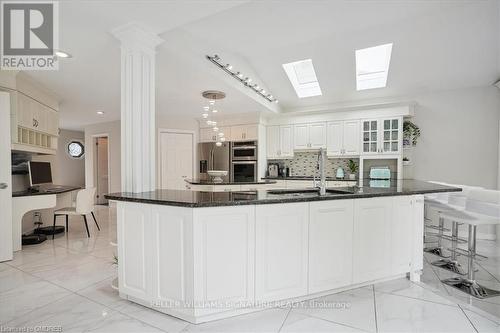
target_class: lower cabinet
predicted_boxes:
[309,200,354,293]
[255,203,309,301]
[192,206,255,316]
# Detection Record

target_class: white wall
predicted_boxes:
[84,115,199,193]
[412,86,500,189]
[84,120,121,193]
[31,129,85,187]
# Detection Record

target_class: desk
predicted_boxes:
[12,186,80,252]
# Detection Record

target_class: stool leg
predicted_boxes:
[424,216,450,258]
[432,220,465,275]
[52,215,57,239]
[65,215,68,233]
[442,225,500,299]
[91,212,100,231]
[83,215,90,238]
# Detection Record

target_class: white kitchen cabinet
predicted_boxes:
[231,124,258,141]
[199,128,218,143]
[193,206,255,316]
[293,122,326,150]
[391,196,414,275]
[255,203,308,301]
[326,120,360,157]
[309,200,354,293]
[352,197,393,284]
[11,91,59,154]
[266,125,293,159]
[361,117,402,155]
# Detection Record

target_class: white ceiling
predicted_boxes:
[25,0,500,130]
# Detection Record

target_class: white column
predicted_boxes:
[112,23,163,193]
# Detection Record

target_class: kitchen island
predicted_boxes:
[106,180,460,324]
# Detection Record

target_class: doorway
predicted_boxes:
[158,130,194,190]
[93,136,109,204]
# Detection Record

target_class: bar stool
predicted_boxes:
[439,189,500,299]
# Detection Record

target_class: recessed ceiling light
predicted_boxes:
[96,111,104,115]
[55,50,72,58]
[355,43,393,90]
[282,59,322,98]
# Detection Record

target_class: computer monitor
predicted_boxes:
[28,161,53,186]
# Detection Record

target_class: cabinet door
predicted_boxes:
[361,119,379,154]
[46,109,59,136]
[327,121,343,156]
[231,125,245,141]
[219,126,231,141]
[200,128,216,142]
[391,196,413,275]
[309,200,354,293]
[352,197,392,284]
[309,122,326,148]
[381,118,401,154]
[245,125,258,141]
[193,206,255,315]
[256,203,308,301]
[343,120,360,155]
[266,126,280,159]
[280,125,294,158]
[293,124,309,150]
[17,94,33,129]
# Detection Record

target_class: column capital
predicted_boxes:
[112,22,164,52]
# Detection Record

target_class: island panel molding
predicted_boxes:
[110,191,433,323]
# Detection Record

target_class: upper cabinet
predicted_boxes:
[200,126,231,143]
[361,117,402,155]
[11,92,59,154]
[231,124,258,142]
[293,122,326,150]
[326,120,360,157]
[267,125,293,159]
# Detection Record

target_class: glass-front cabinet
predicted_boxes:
[361,117,401,155]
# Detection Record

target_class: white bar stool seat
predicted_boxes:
[439,189,500,299]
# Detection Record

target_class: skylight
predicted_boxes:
[355,43,393,91]
[282,59,322,98]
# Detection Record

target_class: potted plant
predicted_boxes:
[403,120,421,147]
[347,159,358,180]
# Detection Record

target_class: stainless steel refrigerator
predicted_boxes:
[198,142,231,182]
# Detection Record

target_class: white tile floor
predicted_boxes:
[1,205,500,332]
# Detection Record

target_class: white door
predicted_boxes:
[352,197,392,284]
[293,124,309,150]
[255,203,308,301]
[95,137,109,204]
[327,121,343,156]
[391,196,413,275]
[280,125,294,157]
[266,126,280,159]
[159,132,193,190]
[343,120,360,155]
[309,122,327,149]
[309,200,354,293]
[0,92,13,262]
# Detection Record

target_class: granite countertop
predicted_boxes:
[13,185,81,197]
[262,176,357,181]
[185,179,277,185]
[105,179,461,208]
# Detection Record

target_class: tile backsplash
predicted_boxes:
[269,152,359,178]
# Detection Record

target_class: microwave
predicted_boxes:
[231,141,257,161]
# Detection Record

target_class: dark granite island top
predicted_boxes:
[262,176,356,181]
[105,179,461,208]
[13,185,81,197]
[185,179,277,185]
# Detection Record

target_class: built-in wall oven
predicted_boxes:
[231,141,257,161]
[230,141,258,183]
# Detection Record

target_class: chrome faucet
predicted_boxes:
[315,148,327,195]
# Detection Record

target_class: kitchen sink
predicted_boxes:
[267,188,353,196]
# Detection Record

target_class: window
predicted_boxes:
[355,43,393,90]
[67,141,84,158]
[282,59,322,98]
